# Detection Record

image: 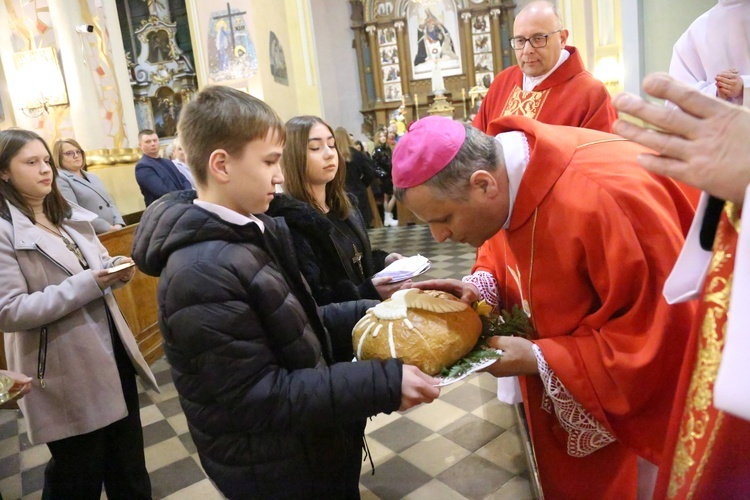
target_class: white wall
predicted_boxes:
[641,0,714,77]
[309,0,365,137]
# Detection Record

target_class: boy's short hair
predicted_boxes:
[178,86,285,186]
[138,129,156,139]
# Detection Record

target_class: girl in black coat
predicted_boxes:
[267,116,409,305]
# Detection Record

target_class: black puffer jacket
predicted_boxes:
[132,191,402,499]
[267,194,388,306]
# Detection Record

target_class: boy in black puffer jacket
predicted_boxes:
[131,86,440,499]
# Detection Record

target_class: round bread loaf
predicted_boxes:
[352,289,482,375]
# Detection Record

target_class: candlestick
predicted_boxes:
[414,93,419,120]
[462,88,467,120]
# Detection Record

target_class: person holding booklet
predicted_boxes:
[0,128,158,497]
[267,115,409,305]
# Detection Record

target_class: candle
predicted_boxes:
[462,89,468,119]
[414,94,419,120]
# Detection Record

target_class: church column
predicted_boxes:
[353,29,370,105]
[366,25,384,102]
[394,21,410,98]
[490,8,504,75]
[461,12,476,88]
[47,1,107,148]
[101,0,140,146]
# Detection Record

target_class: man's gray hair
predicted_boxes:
[394,124,501,201]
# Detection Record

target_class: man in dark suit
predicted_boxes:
[135,129,193,206]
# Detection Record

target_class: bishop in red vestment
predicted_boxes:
[392,115,697,499]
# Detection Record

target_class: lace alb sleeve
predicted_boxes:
[532,344,616,457]
[462,271,499,311]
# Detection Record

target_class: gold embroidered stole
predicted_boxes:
[501,86,550,120]
[668,204,740,498]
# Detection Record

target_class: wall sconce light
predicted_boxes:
[12,47,69,117]
[593,56,623,88]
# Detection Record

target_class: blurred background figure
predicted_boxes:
[0,129,158,498]
[267,116,406,305]
[353,139,369,157]
[334,126,376,228]
[53,139,125,234]
[669,0,749,105]
[372,128,398,226]
[165,136,196,189]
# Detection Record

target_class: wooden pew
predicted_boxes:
[99,225,163,365]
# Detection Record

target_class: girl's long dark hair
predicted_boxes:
[0,129,71,224]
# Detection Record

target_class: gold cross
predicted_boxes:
[351,244,364,277]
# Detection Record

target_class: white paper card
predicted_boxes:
[374,254,431,283]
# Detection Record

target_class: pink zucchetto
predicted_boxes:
[392,116,466,189]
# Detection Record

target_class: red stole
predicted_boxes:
[655,205,750,499]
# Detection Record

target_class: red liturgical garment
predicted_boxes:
[655,206,750,499]
[473,47,618,134]
[474,116,697,498]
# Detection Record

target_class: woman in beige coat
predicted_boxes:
[0,129,158,499]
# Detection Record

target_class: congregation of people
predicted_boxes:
[0,0,748,498]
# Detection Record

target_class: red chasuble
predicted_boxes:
[473,46,618,134]
[474,116,697,498]
[654,207,750,499]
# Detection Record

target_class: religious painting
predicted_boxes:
[269,31,288,86]
[473,34,491,53]
[206,5,258,83]
[378,26,401,102]
[474,53,492,73]
[379,46,399,65]
[151,86,181,138]
[384,82,401,102]
[146,29,172,63]
[383,64,400,82]
[472,14,489,34]
[378,27,396,45]
[407,0,462,81]
[472,13,494,87]
[477,72,493,88]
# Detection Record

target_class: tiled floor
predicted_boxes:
[0,224,536,499]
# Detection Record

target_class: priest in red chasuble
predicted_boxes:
[614,73,750,499]
[391,115,697,499]
[473,1,617,134]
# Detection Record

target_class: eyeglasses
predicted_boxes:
[62,150,83,158]
[509,30,561,50]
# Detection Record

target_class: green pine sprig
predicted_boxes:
[480,304,534,340]
[438,304,535,380]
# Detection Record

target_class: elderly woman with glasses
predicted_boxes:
[53,139,125,234]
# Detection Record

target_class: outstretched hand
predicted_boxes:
[409,279,480,304]
[613,72,750,204]
[399,365,440,411]
[481,336,538,378]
